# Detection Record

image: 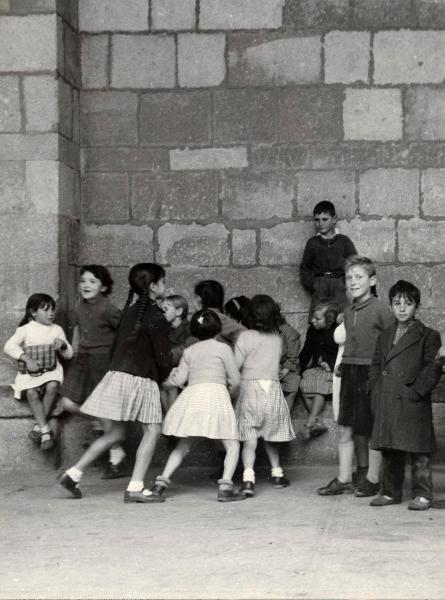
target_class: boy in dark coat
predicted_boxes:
[368,280,442,511]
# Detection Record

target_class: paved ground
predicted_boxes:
[1,465,445,600]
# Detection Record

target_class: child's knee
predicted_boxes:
[45,381,59,394]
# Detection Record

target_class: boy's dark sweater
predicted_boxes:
[169,321,197,366]
[299,325,338,372]
[300,234,356,292]
[108,299,172,383]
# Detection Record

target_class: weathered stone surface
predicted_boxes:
[283,0,351,31]
[405,87,445,141]
[221,172,294,220]
[232,229,257,265]
[0,262,58,312]
[64,22,80,88]
[80,224,153,265]
[228,34,321,86]
[157,223,230,266]
[58,78,73,139]
[374,31,445,85]
[152,0,196,30]
[59,136,80,171]
[352,0,416,29]
[343,88,403,141]
[0,15,57,71]
[178,34,225,88]
[278,87,343,142]
[260,221,313,265]
[0,162,26,213]
[0,1,10,12]
[82,148,168,172]
[430,266,445,309]
[0,417,57,470]
[341,217,395,262]
[377,264,432,308]
[415,0,445,28]
[139,91,211,145]
[0,133,58,160]
[214,89,277,144]
[200,0,284,30]
[297,170,355,218]
[80,91,138,146]
[81,34,108,89]
[170,147,248,171]
[79,0,148,32]
[324,31,370,84]
[0,76,20,132]
[11,0,56,12]
[59,163,78,218]
[26,161,58,215]
[111,34,175,89]
[398,218,445,263]
[131,172,219,220]
[251,145,310,170]
[421,169,445,216]
[72,89,80,145]
[0,215,58,264]
[23,75,58,133]
[82,173,129,222]
[359,169,419,217]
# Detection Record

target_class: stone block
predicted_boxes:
[352,0,416,29]
[79,0,149,32]
[157,223,230,266]
[0,417,58,470]
[260,221,314,265]
[214,89,277,144]
[0,15,57,71]
[297,170,355,218]
[0,133,58,161]
[82,173,129,222]
[23,75,58,133]
[359,169,419,217]
[341,217,395,262]
[278,87,343,142]
[228,34,321,86]
[324,31,370,84]
[131,172,219,220]
[398,218,445,263]
[58,78,73,139]
[79,224,153,265]
[80,91,138,146]
[283,0,351,31]
[63,22,80,88]
[72,89,80,145]
[59,136,80,171]
[232,229,257,265]
[0,215,58,264]
[139,91,211,145]
[152,0,196,30]
[11,0,56,12]
[377,264,432,308]
[0,1,10,11]
[405,88,445,141]
[26,161,58,215]
[81,34,108,89]
[170,147,248,171]
[1,262,58,311]
[111,34,175,89]
[200,0,284,30]
[221,171,294,220]
[251,145,310,170]
[430,266,445,310]
[178,33,225,88]
[374,31,445,85]
[58,162,77,217]
[0,76,20,132]
[0,161,26,213]
[415,0,445,28]
[343,88,402,141]
[82,148,169,172]
[421,169,445,216]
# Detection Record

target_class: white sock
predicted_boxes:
[338,441,354,483]
[367,448,382,484]
[40,425,50,435]
[127,480,144,492]
[271,466,284,478]
[32,423,40,432]
[66,466,83,482]
[109,446,126,466]
[243,468,255,483]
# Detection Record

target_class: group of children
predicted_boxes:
[4,201,444,511]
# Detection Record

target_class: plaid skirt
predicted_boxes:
[81,370,162,424]
[236,380,295,442]
[162,383,238,440]
[60,352,110,405]
[300,367,332,395]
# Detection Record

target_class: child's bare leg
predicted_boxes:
[265,441,289,486]
[366,448,382,485]
[129,423,162,483]
[166,387,178,411]
[220,439,240,481]
[160,437,193,480]
[241,439,257,472]
[306,394,325,427]
[26,389,48,431]
[58,396,82,415]
[284,391,297,413]
[42,381,59,417]
[72,420,126,473]
[338,425,354,483]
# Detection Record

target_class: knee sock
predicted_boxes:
[127,480,144,492]
[367,448,382,484]
[271,466,284,478]
[243,468,255,483]
[66,466,83,482]
[338,440,354,483]
[41,424,50,435]
[218,478,233,490]
[109,446,126,466]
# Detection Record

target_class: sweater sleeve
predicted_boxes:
[105,302,122,329]
[300,239,314,293]
[146,310,173,382]
[165,351,189,388]
[222,346,241,395]
[344,235,357,258]
[55,325,74,360]
[299,327,314,371]
[234,333,248,370]
[281,325,301,372]
[3,327,26,361]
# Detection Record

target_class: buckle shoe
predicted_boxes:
[240,481,255,497]
[408,496,431,511]
[317,477,354,495]
[355,478,380,497]
[57,472,82,499]
[271,475,290,488]
[124,489,165,503]
[369,494,401,507]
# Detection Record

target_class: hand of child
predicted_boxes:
[279,368,290,380]
[162,379,175,390]
[53,338,67,351]
[319,361,331,373]
[334,364,342,377]
[336,312,344,324]
[22,355,41,373]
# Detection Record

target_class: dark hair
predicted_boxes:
[245,294,281,333]
[194,280,224,312]
[389,280,421,307]
[344,254,378,297]
[224,296,250,325]
[190,309,222,340]
[313,301,339,328]
[165,294,189,320]
[19,293,56,326]
[80,264,114,296]
[313,201,336,217]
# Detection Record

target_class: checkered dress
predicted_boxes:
[300,366,333,395]
[81,370,162,424]
[235,380,295,442]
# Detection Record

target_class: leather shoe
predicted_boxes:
[408,496,431,511]
[240,481,255,497]
[369,494,401,506]
[57,472,82,499]
[124,489,165,503]
[355,478,380,497]
[271,476,290,488]
[317,477,354,495]
[101,457,132,480]
[217,487,246,502]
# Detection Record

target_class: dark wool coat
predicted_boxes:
[369,320,442,454]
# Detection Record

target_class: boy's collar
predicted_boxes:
[316,227,340,239]
[352,296,375,311]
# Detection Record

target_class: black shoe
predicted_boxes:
[352,466,368,486]
[309,423,328,438]
[150,484,166,497]
[124,489,165,503]
[28,426,41,443]
[355,478,380,497]
[57,472,82,499]
[317,477,354,496]
[240,481,255,497]
[101,457,132,480]
[370,494,401,507]
[217,487,246,502]
[271,476,290,489]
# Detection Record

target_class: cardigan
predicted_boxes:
[76,295,121,355]
[299,324,338,372]
[235,330,282,381]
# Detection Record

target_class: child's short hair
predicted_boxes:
[313,300,339,328]
[80,264,114,296]
[224,296,250,325]
[194,280,224,312]
[245,294,281,333]
[344,254,378,296]
[165,294,189,320]
[190,309,222,340]
[389,280,421,307]
[313,201,336,217]
[19,293,56,326]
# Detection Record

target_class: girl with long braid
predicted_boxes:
[58,263,172,502]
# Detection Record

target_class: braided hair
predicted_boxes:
[123,263,165,340]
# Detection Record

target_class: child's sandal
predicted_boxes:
[40,430,54,451]
[28,424,41,443]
